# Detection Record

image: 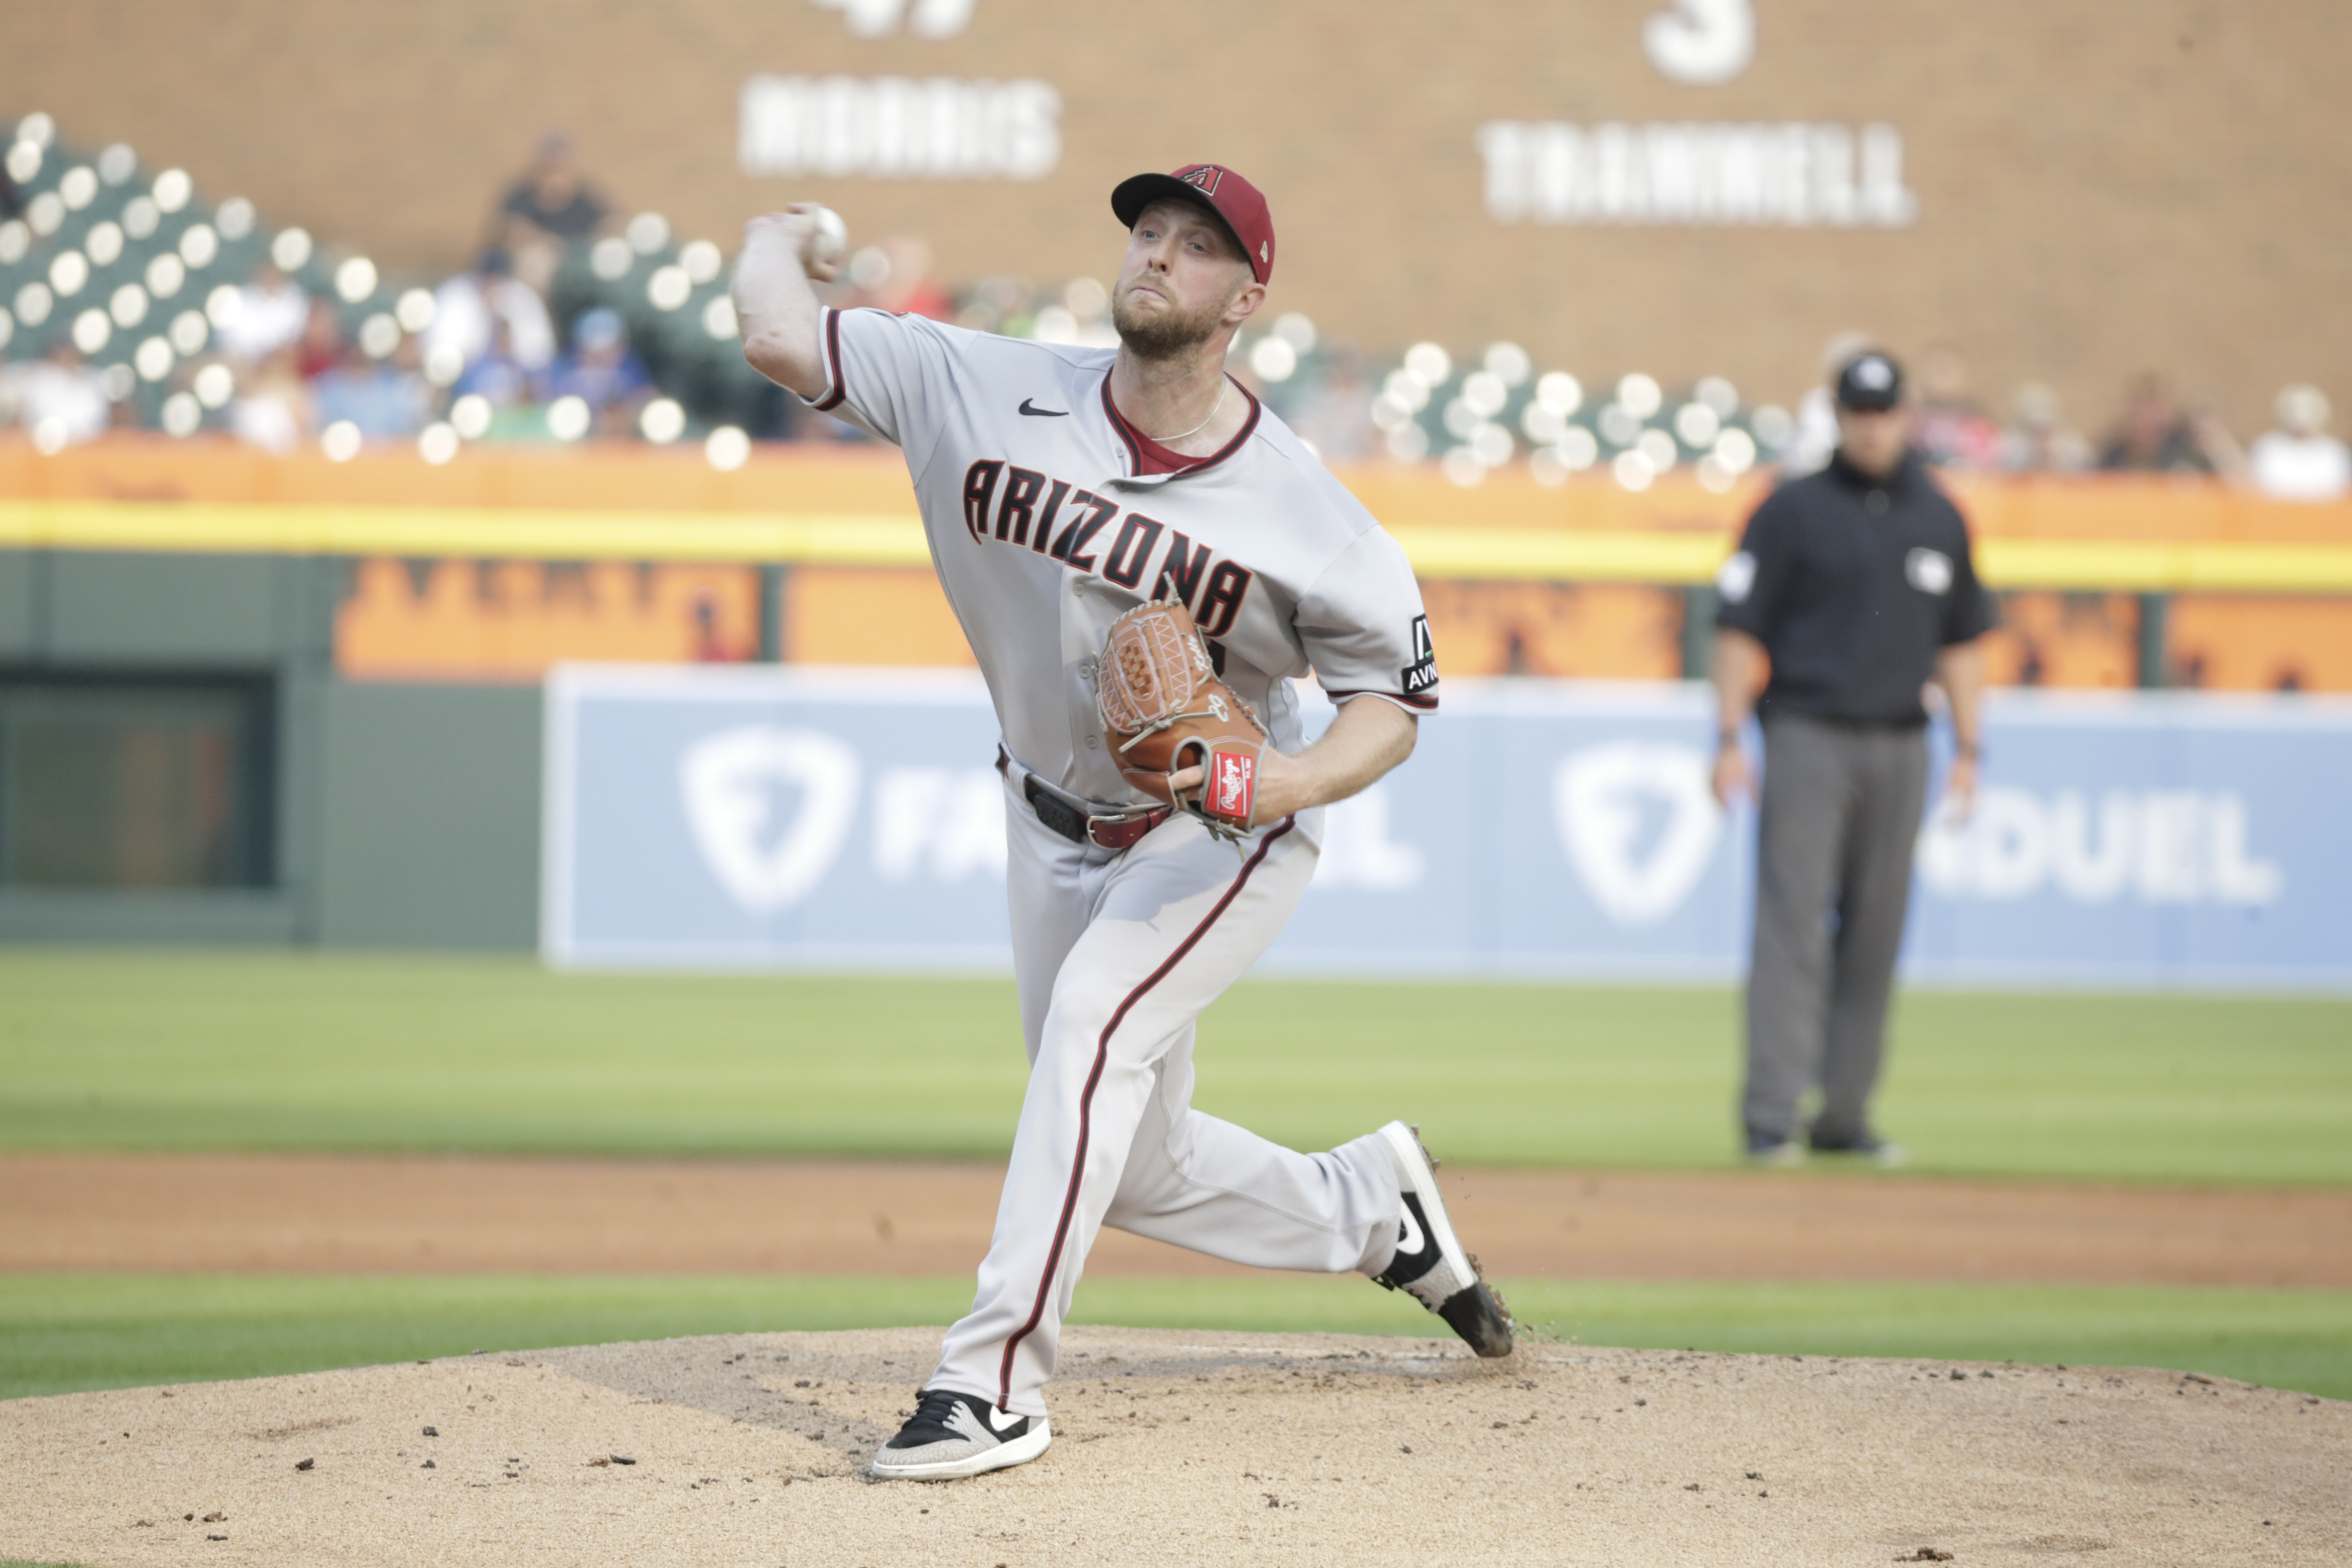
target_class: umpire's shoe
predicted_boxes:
[1370,1121,1515,1357]
[870,1389,1051,1481]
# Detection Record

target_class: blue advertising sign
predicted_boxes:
[544,666,2352,990]
[1903,698,2350,987]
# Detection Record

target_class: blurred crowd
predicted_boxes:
[0,123,787,469]
[1,114,2347,503]
[1246,329,2350,503]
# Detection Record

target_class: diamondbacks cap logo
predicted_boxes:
[1180,165,1225,195]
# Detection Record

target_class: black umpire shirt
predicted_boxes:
[1715,450,1995,726]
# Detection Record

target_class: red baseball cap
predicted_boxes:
[1110,164,1275,285]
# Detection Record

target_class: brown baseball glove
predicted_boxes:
[1096,600,1271,839]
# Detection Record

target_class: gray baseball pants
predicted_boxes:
[1742,711,1930,1147]
[929,781,1401,1418]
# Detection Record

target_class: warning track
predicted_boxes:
[7,1154,2348,1286]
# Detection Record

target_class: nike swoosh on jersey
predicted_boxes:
[1018,399,1070,417]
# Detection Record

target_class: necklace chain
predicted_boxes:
[1141,379,1228,445]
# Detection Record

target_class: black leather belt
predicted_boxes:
[997,746,1173,851]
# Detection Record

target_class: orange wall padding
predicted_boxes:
[782,567,976,669]
[1978,594,2142,691]
[9,437,2352,688]
[337,559,761,681]
[2169,598,2352,692]
[1420,582,1686,681]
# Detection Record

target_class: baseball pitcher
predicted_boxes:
[734,163,1511,1482]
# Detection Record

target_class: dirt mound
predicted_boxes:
[3,1327,2344,1567]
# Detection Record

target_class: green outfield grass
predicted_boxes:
[2,951,2347,1183]
[2,1273,2345,1404]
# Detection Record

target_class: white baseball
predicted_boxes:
[805,205,848,274]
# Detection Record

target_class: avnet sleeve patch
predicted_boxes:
[1402,614,1439,694]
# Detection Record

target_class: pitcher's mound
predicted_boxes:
[3,1327,2343,1567]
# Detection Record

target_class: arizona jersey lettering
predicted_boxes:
[802,305,1436,804]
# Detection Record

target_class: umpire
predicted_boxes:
[1710,349,1994,1167]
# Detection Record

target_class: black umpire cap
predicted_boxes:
[1834,350,1905,412]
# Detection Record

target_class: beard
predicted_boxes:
[1111,283,1229,360]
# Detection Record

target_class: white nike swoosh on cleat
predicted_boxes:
[986,1404,1026,1434]
[1397,1202,1426,1260]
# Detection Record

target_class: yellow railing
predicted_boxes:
[0,500,937,568]
[5,498,2352,593]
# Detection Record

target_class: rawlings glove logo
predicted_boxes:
[1208,747,1256,822]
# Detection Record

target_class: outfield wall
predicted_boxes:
[4,450,2350,955]
[0,547,541,946]
[544,666,2352,991]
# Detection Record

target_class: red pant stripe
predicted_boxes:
[995,818,1296,1409]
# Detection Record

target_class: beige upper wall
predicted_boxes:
[8,0,2348,435]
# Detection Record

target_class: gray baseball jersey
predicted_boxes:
[803,306,1438,802]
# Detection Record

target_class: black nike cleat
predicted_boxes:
[1370,1120,1515,1357]
[869,1388,1051,1481]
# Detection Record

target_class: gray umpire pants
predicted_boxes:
[1742,712,1930,1147]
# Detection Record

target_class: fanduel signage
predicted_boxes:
[545,669,2351,990]
[1477,121,1917,227]
[1918,788,2281,908]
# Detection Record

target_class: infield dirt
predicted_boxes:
[8,1153,2349,1285]
[4,1325,2345,1568]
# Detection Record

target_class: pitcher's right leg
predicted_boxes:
[1102,1028,1399,1275]
[924,815,1314,1426]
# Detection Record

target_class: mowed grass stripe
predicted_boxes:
[3,952,2347,1184]
[2,1273,2346,1404]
